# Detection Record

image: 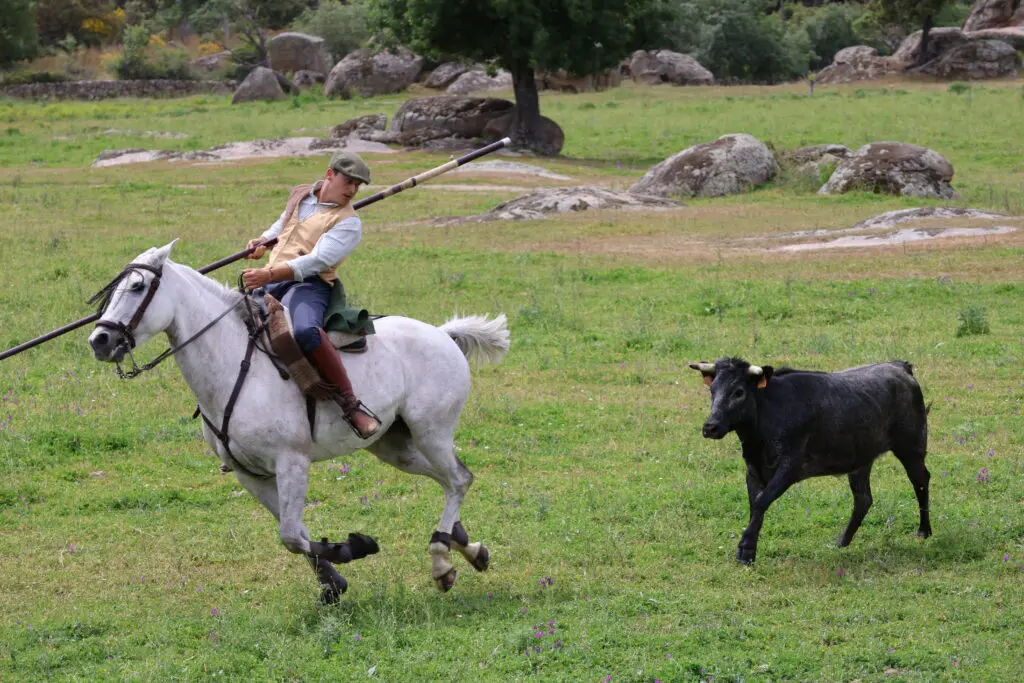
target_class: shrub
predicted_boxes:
[696,0,810,83]
[291,0,370,62]
[0,0,39,67]
[804,4,864,71]
[956,306,990,337]
[0,71,68,86]
[110,24,195,80]
[948,81,971,95]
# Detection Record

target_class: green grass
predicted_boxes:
[0,79,1022,681]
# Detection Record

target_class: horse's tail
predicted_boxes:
[439,313,510,366]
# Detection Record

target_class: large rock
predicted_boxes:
[325,48,424,98]
[916,39,1019,79]
[628,50,714,86]
[446,69,513,94]
[891,27,971,68]
[482,187,682,221]
[482,113,565,156]
[232,67,286,104]
[330,113,387,139]
[379,95,515,145]
[536,69,622,93]
[424,62,473,89]
[192,50,232,72]
[786,144,853,178]
[816,46,898,84]
[629,134,778,198]
[293,70,325,87]
[818,142,957,199]
[964,0,1024,31]
[268,32,331,75]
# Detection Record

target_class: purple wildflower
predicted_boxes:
[211,608,219,616]
[354,634,361,641]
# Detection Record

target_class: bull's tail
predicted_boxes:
[439,313,510,366]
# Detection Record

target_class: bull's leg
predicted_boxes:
[839,464,873,547]
[234,467,348,604]
[895,449,932,539]
[737,461,799,565]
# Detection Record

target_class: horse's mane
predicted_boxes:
[166,259,247,316]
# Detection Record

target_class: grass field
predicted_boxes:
[0,80,1022,681]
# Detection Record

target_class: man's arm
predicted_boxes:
[285,216,363,281]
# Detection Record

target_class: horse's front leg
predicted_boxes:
[234,466,347,604]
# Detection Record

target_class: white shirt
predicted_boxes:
[260,191,362,281]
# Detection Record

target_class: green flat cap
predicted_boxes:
[329,151,371,184]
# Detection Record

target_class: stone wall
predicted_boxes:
[0,79,238,101]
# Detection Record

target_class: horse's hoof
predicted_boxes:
[469,545,490,572]
[435,568,457,592]
[348,532,380,559]
[736,548,756,565]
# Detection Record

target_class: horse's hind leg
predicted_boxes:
[368,422,489,592]
[233,467,348,604]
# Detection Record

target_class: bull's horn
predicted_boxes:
[688,362,716,373]
[747,365,764,376]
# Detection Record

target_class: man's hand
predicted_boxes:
[242,267,272,291]
[246,238,267,259]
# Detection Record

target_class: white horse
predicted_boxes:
[87,241,509,603]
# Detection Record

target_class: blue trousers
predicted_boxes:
[266,276,332,354]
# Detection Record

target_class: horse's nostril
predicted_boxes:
[93,332,109,348]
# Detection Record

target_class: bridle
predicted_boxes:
[87,261,239,380]
[89,262,164,352]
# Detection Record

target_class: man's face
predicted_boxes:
[320,168,362,206]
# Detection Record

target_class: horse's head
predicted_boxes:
[88,240,179,362]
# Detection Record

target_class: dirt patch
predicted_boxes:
[450,160,573,181]
[92,136,397,168]
[774,225,1016,252]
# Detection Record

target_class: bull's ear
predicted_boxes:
[688,361,715,388]
[757,365,774,389]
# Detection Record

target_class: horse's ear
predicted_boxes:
[152,238,180,264]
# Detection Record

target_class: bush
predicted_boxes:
[696,0,810,84]
[804,4,864,71]
[110,24,195,80]
[291,0,370,62]
[0,71,68,86]
[0,0,39,67]
[956,306,990,337]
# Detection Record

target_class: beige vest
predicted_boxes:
[268,182,357,284]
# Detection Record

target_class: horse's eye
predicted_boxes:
[130,282,145,293]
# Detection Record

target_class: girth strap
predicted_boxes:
[194,335,270,479]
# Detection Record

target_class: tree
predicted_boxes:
[0,0,39,67]
[868,0,953,66]
[372,0,676,155]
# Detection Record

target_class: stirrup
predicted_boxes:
[341,400,381,439]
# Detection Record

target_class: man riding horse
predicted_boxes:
[241,151,379,440]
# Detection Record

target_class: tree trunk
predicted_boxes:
[917,14,934,68]
[509,64,547,153]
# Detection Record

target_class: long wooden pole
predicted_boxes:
[0,138,512,361]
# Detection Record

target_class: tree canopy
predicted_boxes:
[372,0,676,154]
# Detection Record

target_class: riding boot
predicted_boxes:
[308,328,380,439]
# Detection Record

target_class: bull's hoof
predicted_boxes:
[319,578,347,605]
[736,547,756,565]
[347,532,379,559]
[435,568,457,592]
[917,528,932,539]
[469,545,490,572]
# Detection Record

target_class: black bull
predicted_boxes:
[689,358,932,564]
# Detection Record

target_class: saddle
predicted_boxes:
[262,294,367,399]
